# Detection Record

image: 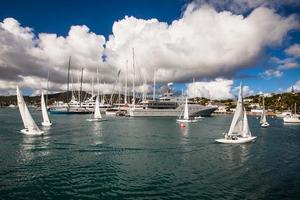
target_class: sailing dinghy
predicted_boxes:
[176,97,198,123]
[41,91,52,126]
[17,86,44,135]
[215,84,256,144]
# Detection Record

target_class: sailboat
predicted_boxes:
[283,103,300,123]
[87,95,106,122]
[41,91,52,126]
[215,84,256,144]
[176,97,198,123]
[87,67,106,122]
[260,96,269,127]
[17,86,44,135]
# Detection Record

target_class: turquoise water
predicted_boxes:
[0,108,299,200]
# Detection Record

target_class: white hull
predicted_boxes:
[20,128,44,135]
[129,106,216,117]
[215,136,256,144]
[261,122,269,127]
[105,111,118,116]
[176,119,198,123]
[42,122,52,127]
[283,115,300,123]
[86,118,107,122]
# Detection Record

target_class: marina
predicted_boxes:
[1,0,300,199]
[0,108,300,199]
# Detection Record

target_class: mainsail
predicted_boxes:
[24,103,42,134]
[41,91,51,124]
[17,86,42,134]
[227,84,252,137]
[227,84,244,136]
[183,97,189,120]
[94,95,102,119]
[260,97,267,124]
[242,108,251,137]
[17,86,28,129]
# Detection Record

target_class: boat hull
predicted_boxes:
[283,116,300,123]
[176,119,198,123]
[261,122,269,127]
[49,108,91,114]
[215,136,256,144]
[86,118,107,122]
[20,128,44,135]
[129,106,217,117]
[42,122,52,126]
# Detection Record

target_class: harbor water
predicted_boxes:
[0,108,299,199]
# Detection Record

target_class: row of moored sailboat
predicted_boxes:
[17,85,106,135]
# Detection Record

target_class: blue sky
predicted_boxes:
[0,0,300,98]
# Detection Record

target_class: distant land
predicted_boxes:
[1,91,299,112]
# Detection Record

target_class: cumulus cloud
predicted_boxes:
[185,78,254,99]
[0,3,299,96]
[270,56,299,70]
[186,78,234,99]
[285,44,300,57]
[260,69,283,79]
[106,5,299,84]
[187,0,300,14]
[0,17,106,93]
[287,79,300,92]
[186,78,255,99]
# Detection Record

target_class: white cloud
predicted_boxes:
[188,0,300,14]
[0,3,299,95]
[287,79,300,92]
[232,85,255,97]
[186,78,255,99]
[186,78,234,99]
[105,5,298,84]
[285,44,300,57]
[270,56,299,70]
[260,69,283,79]
[0,18,106,93]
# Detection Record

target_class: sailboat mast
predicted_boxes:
[132,48,135,107]
[153,68,156,100]
[79,68,84,107]
[118,75,121,109]
[67,56,71,107]
[125,60,128,104]
[46,70,50,107]
[97,65,99,96]
[193,77,195,101]
[91,76,94,98]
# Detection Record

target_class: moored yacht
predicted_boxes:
[283,103,300,123]
[128,85,217,117]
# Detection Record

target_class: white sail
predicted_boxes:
[24,103,42,134]
[242,108,251,137]
[17,86,43,134]
[17,86,28,129]
[94,95,102,119]
[259,109,264,124]
[41,91,51,126]
[260,97,267,124]
[216,83,256,143]
[183,97,189,120]
[227,84,244,136]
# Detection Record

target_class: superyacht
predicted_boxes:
[128,85,217,117]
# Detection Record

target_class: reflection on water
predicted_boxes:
[1,110,300,200]
[178,123,189,137]
[19,132,51,164]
